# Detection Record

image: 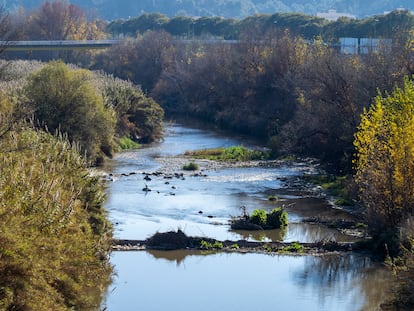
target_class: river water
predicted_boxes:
[102,123,391,311]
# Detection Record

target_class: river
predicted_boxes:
[102,122,391,311]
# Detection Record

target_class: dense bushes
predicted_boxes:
[26,61,116,164]
[353,78,414,308]
[0,60,165,307]
[249,208,288,229]
[182,162,199,171]
[94,73,164,144]
[249,209,267,227]
[1,60,164,164]
[266,208,289,228]
[89,24,412,172]
[231,207,288,230]
[0,127,112,310]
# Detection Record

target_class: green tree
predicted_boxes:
[354,77,414,254]
[26,61,116,164]
[165,16,195,37]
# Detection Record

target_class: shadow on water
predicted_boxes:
[146,249,205,266]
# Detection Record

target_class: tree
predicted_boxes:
[26,61,116,164]
[280,43,367,171]
[25,1,105,40]
[97,30,175,93]
[354,77,414,254]
[165,16,195,37]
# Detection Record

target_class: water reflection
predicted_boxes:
[231,228,287,241]
[230,222,359,243]
[293,255,391,311]
[285,223,360,243]
[146,249,204,266]
[104,251,390,311]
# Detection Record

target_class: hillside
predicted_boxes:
[4,0,414,20]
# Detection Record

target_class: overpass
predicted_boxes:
[0,39,240,51]
[0,40,122,51]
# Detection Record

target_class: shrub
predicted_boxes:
[26,61,116,164]
[249,209,267,227]
[184,146,270,161]
[118,136,141,150]
[183,161,199,171]
[282,242,304,253]
[266,208,288,229]
[200,240,223,250]
[213,241,224,249]
[0,128,112,310]
[263,244,274,252]
[95,72,164,144]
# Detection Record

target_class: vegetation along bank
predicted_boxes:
[0,2,413,309]
[0,58,164,309]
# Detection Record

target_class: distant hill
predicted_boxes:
[4,0,414,20]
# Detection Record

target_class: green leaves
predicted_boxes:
[95,73,164,144]
[26,61,116,164]
[249,209,267,227]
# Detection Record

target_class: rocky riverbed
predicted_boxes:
[102,154,368,248]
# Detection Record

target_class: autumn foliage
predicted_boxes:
[354,77,414,254]
[0,127,112,310]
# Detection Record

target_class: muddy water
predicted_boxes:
[103,123,391,310]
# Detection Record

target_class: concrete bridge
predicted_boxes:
[0,39,122,51]
[0,38,242,51]
[0,38,386,54]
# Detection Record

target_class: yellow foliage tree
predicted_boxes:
[354,77,414,248]
[26,1,106,40]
